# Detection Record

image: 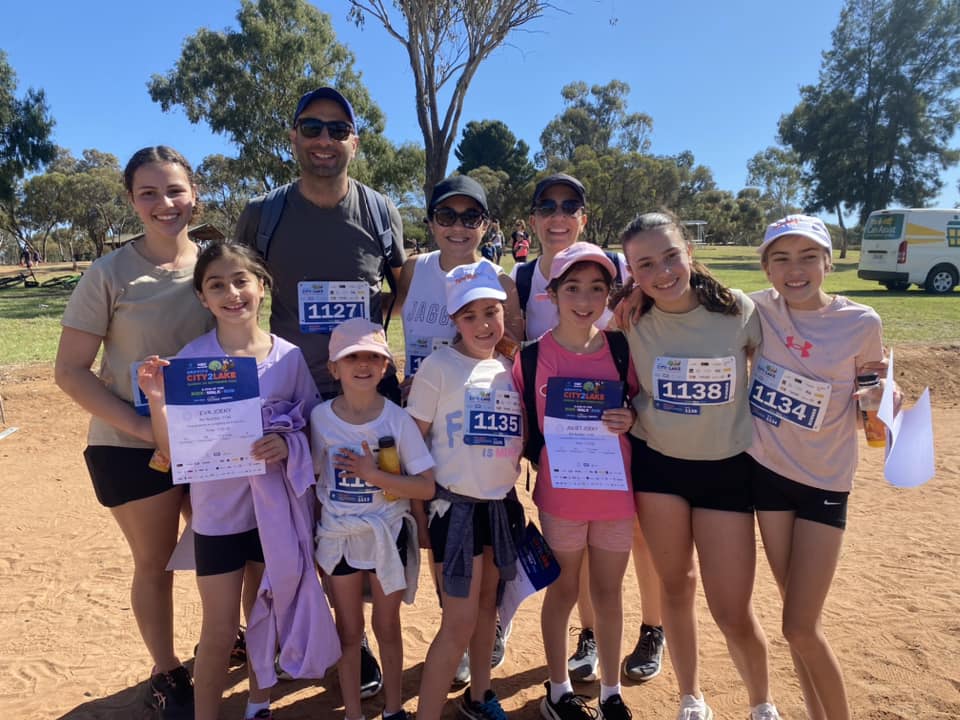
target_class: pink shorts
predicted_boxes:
[538,510,634,553]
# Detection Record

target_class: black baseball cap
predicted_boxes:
[531,173,586,208]
[429,175,489,213]
[293,87,357,128]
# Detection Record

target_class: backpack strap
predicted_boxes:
[520,339,543,469]
[515,259,538,312]
[603,330,631,405]
[358,183,399,331]
[254,184,292,260]
[603,251,623,287]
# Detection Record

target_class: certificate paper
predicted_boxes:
[163,356,265,484]
[543,377,628,491]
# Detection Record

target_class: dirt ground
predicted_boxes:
[1,346,958,719]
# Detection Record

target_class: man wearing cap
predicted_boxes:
[235,86,404,698]
[236,87,405,401]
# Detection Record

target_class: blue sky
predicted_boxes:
[2,0,958,213]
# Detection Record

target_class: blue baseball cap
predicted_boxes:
[293,87,357,128]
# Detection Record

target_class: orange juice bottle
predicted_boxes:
[857,373,886,448]
[378,436,401,500]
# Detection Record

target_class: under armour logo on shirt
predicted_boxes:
[785,335,813,358]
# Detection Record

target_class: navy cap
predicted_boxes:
[531,173,586,208]
[429,175,489,213]
[293,87,357,128]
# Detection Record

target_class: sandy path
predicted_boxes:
[0,361,957,720]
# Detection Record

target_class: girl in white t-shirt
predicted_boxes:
[748,215,886,720]
[620,211,780,720]
[407,261,525,720]
[312,318,437,720]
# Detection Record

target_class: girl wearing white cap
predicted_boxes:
[748,215,886,720]
[407,260,525,720]
[311,317,437,720]
[619,211,780,720]
[396,174,523,684]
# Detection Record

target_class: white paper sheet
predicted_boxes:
[877,350,936,487]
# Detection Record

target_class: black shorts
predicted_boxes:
[84,445,179,508]
[428,490,525,563]
[331,524,409,576]
[194,527,265,576]
[631,438,754,514]
[750,459,849,530]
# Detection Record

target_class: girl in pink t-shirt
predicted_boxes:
[748,215,886,720]
[512,242,638,720]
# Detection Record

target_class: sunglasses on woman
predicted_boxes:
[295,118,354,141]
[430,207,487,229]
[532,199,585,218]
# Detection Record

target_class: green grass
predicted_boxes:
[0,284,74,365]
[691,246,960,344]
[0,247,956,368]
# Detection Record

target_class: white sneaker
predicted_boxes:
[451,650,471,687]
[677,694,714,720]
[750,702,781,720]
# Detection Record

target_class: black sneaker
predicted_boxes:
[540,681,599,720]
[193,626,246,666]
[459,686,508,720]
[599,694,632,720]
[383,711,412,720]
[146,665,195,720]
[490,621,507,669]
[567,627,598,682]
[622,624,665,682]
[359,632,383,699]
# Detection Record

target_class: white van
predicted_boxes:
[858,208,960,293]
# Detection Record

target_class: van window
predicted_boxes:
[863,213,904,240]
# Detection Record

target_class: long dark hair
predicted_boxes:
[620,211,740,316]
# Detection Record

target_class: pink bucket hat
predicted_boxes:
[328,318,393,362]
[549,241,617,282]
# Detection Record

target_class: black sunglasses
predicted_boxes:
[431,207,487,229]
[532,198,585,218]
[296,118,354,141]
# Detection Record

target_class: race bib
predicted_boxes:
[653,356,735,415]
[464,388,521,446]
[407,336,452,375]
[328,445,379,504]
[749,357,831,432]
[298,281,370,334]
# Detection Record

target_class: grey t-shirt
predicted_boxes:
[236,179,405,395]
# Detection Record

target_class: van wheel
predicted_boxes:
[924,264,958,294]
[882,280,910,291]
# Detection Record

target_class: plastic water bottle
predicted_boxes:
[857,373,886,448]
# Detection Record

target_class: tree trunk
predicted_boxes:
[836,206,848,259]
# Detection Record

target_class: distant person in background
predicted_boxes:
[489,219,505,262]
[511,219,530,260]
[512,234,530,263]
[55,146,212,720]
